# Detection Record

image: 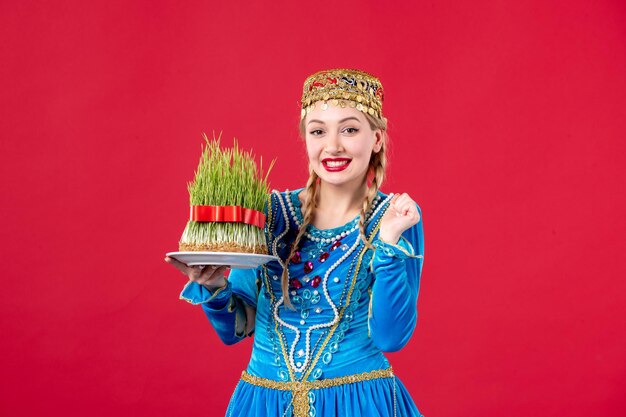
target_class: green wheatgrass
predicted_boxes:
[179,132,275,253]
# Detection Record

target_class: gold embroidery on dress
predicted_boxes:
[261,266,296,382]
[241,368,395,417]
[300,209,387,382]
[258,198,394,417]
[367,286,374,338]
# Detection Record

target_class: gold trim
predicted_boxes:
[233,298,245,337]
[263,192,297,382]
[240,368,394,417]
[211,283,228,299]
[367,287,373,338]
[302,207,388,381]
[227,296,237,313]
[262,266,296,382]
[302,246,366,380]
[179,280,228,305]
[263,195,393,391]
[396,235,423,259]
[241,368,394,390]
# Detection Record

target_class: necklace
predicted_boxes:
[285,189,383,244]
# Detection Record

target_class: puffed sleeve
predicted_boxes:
[178,191,286,345]
[368,203,424,352]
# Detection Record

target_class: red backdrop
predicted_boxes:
[1,1,625,416]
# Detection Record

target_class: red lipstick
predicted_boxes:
[322,158,351,172]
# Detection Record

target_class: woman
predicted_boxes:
[166,68,425,417]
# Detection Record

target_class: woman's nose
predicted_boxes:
[325,132,343,153]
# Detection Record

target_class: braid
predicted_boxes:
[359,141,387,250]
[281,169,319,309]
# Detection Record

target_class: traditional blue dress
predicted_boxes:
[181,188,425,417]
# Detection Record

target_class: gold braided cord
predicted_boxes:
[262,266,296,382]
[240,367,394,391]
[302,246,366,381]
[241,367,394,417]
[258,200,392,417]
[263,194,391,389]
[262,198,296,381]
[302,205,389,381]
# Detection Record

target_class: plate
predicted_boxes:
[166,251,280,269]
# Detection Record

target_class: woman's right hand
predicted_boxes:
[164,256,230,292]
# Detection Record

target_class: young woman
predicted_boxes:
[166,68,425,417]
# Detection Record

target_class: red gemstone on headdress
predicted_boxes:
[376,87,384,100]
[327,77,337,84]
[289,278,303,290]
[291,251,302,264]
[319,252,329,262]
[330,240,342,251]
[311,276,322,288]
[304,261,314,274]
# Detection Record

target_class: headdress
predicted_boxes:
[300,68,385,120]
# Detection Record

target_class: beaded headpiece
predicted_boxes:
[300,68,385,120]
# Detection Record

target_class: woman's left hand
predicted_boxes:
[378,193,421,245]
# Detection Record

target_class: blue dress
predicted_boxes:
[181,188,425,417]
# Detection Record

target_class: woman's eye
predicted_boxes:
[344,127,359,134]
[309,129,323,136]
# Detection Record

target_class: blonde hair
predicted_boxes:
[280,108,388,308]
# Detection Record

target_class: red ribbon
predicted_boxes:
[190,205,266,229]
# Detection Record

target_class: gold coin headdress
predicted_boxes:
[300,68,385,120]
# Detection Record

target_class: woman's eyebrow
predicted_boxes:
[307,117,361,126]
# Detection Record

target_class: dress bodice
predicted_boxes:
[180,188,425,383]
[249,189,394,381]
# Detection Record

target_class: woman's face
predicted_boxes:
[304,101,383,190]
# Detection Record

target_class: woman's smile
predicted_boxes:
[322,158,352,172]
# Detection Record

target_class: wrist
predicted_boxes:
[203,278,227,293]
[378,231,400,245]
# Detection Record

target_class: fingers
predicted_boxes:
[188,265,204,280]
[390,193,421,222]
[194,264,230,287]
[164,257,230,285]
[164,256,190,276]
[391,193,412,215]
[207,265,230,280]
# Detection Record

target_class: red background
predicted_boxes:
[1,1,625,416]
